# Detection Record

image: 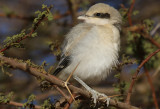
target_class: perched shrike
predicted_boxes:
[53,3,122,104]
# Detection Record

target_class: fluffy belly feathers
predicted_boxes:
[59,26,119,83]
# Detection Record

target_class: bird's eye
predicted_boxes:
[94,13,101,17]
[94,13,110,19]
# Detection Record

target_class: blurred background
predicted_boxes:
[0,0,160,109]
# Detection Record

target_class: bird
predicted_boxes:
[52,3,122,105]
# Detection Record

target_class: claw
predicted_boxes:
[90,89,110,106]
[73,75,110,106]
[105,97,110,107]
[90,89,99,103]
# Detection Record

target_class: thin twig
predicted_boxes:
[125,24,160,49]
[64,93,76,109]
[0,6,53,53]
[0,11,70,21]
[127,0,135,26]
[0,13,34,20]
[0,55,139,109]
[53,85,70,102]
[144,68,159,109]
[141,31,160,48]
[150,22,160,36]
[1,101,41,109]
[100,94,125,100]
[125,25,144,32]
[125,49,160,104]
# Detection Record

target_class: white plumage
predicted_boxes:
[53,3,122,104]
[59,23,120,84]
[55,3,122,84]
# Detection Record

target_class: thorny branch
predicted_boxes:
[53,85,70,102]
[144,68,159,109]
[125,1,160,106]
[0,1,159,109]
[0,55,139,109]
[126,25,160,48]
[64,93,76,109]
[124,0,160,49]
[125,49,160,104]
[0,6,53,53]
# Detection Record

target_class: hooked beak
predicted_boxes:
[77,15,88,20]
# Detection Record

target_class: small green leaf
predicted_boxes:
[31,32,37,37]
[35,10,41,15]
[47,12,53,21]
[23,94,36,108]
[42,4,47,9]
[114,73,120,78]
[133,10,139,16]
[41,98,54,109]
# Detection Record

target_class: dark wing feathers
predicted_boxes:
[52,55,71,76]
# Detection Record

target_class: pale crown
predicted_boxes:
[78,3,122,26]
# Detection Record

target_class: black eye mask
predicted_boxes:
[93,13,110,19]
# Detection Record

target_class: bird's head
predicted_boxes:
[78,3,122,26]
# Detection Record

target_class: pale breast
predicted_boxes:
[60,25,119,84]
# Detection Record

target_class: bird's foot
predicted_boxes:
[73,75,110,106]
[89,89,110,106]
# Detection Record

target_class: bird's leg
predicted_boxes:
[64,62,80,102]
[73,75,110,106]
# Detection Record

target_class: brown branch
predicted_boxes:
[54,97,67,108]
[1,101,41,109]
[127,0,135,26]
[144,68,159,109]
[124,2,160,49]
[141,31,160,48]
[0,6,53,53]
[125,25,160,48]
[0,55,139,109]
[67,0,78,25]
[0,13,34,20]
[64,93,76,109]
[125,25,144,32]
[125,48,160,104]
[0,11,70,21]
[53,85,70,101]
